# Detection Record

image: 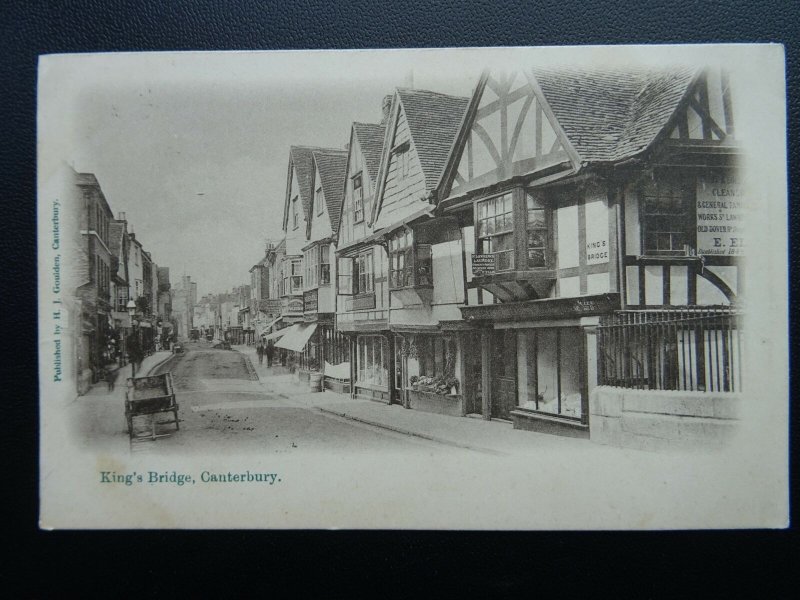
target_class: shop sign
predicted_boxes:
[303,289,318,314]
[282,297,304,315]
[696,173,745,257]
[472,254,495,277]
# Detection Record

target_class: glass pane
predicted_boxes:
[527,208,545,228]
[527,230,546,248]
[527,249,546,268]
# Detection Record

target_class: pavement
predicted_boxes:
[233,344,595,456]
[67,342,602,457]
[68,350,175,453]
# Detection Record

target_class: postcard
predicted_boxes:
[38,44,788,529]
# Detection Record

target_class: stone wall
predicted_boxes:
[589,386,741,451]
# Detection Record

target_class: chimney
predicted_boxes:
[118,211,126,221]
[381,94,393,125]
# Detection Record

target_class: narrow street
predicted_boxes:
[144,340,453,454]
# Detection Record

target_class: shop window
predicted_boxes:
[357,335,388,387]
[518,328,583,420]
[526,191,548,268]
[476,192,515,271]
[352,173,364,223]
[388,229,433,289]
[641,176,693,256]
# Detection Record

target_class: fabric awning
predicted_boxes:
[263,328,289,341]
[263,315,282,330]
[275,323,317,352]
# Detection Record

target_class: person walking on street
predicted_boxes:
[257,341,264,365]
[127,331,144,378]
[265,342,274,368]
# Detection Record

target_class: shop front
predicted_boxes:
[460,293,619,437]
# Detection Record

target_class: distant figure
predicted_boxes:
[256,341,264,365]
[104,367,116,391]
[265,342,274,367]
[127,333,144,378]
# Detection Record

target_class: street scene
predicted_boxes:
[61,51,747,456]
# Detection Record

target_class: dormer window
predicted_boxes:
[352,173,364,223]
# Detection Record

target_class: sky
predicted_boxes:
[49,45,758,299]
[66,50,481,298]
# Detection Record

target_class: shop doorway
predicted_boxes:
[463,331,483,415]
[491,329,517,420]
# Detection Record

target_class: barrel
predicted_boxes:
[309,372,323,393]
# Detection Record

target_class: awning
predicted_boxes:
[263,315,282,330]
[275,323,317,352]
[263,328,289,341]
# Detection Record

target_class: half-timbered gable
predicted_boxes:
[441,71,578,202]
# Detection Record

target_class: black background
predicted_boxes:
[2,0,796,595]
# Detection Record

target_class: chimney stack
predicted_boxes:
[118,211,126,221]
[381,94,393,125]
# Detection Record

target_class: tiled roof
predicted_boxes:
[312,149,348,233]
[396,88,470,191]
[532,65,697,163]
[288,146,320,220]
[108,221,125,259]
[352,122,386,184]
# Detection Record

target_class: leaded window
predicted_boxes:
[476,192,515,271]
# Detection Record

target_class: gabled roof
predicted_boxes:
[283,145,338,229]
[311,148,348,234]
[531,65,698,163]
[352,122,386,184]
[108,221,126,259]
[395,88,470,191]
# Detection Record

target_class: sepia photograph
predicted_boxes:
[37,44,788,529]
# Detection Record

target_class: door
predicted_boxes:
[491,329,517,419]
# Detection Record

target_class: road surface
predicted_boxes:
[147,340,446,454]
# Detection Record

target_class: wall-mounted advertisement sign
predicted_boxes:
[471,254,495,277]
[696,173,745,257]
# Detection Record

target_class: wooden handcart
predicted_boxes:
[125,372,180,442]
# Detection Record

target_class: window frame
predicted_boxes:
[315,185,324,216]
[639,173,695,257]
[388,228,433,290]
[292,196,300,230]
[475,191,516,272]
[352,173,364,224]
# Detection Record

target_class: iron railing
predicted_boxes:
[597,306,742,393]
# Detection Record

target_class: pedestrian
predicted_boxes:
[127,331,143,378]
[265,342,274,367]
[257,341,264,365]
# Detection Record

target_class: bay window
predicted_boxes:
[304,244,331,289]
[388,229,432,289]
[282,258,303,295]
[641,175,692,256]
[319,244,330,285]
[476,192,515,271]
[526,191,548,268]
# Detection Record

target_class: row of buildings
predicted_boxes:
[242,64,744,449]
[67,169,177,394]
